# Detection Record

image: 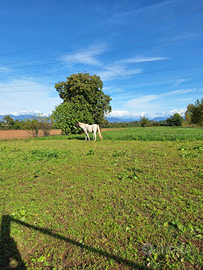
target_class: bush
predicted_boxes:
[140,116,150,127]
[166,113,183,126]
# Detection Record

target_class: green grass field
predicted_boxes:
[0,127,202,269]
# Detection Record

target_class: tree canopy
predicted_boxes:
[166,113,183,126]
[52,101,93,134]
[140,116,150,127]
[186,98,203,126]
[55,73,111,126]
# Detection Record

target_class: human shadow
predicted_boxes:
[0,215,146,269]
[0,215,26,269]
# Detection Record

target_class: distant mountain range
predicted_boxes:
[107,116,167,122]
[0,114,168,123]
[0,114,35,121]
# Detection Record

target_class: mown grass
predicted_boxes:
[0,127,202,269]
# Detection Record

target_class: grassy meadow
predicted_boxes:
[0,127,203,269]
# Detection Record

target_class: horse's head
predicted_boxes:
[75,122,79,128]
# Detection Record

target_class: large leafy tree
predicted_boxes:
[52,101,93,134]
[186,98,203,126]
[55,73,111,126]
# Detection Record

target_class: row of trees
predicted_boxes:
[108,115,184,128]
[0,115,54,136]
[0,109,200,133]
[1,73,202,133]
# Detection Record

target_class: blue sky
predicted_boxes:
[0,0,202,120]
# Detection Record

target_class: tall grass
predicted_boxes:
[36,126,203,142]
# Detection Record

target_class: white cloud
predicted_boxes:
[98,54,167,81]
[0,79,62,115]
[107,108,187,120]
[0,66,13,73]
[171,79,190,87]
[170,108,186,116]
[161,88,195,96]
[8,110,50,116]
[60,45,168,83]
[98,66,142,81]
[116,56,168,64]
[124,88,196,109]
[103,86,125,94]
[107,110,130,117]
[124,94,158,108]
[61,45,105,66]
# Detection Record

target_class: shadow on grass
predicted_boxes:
[0,215,146,269]
[0,215,26,269]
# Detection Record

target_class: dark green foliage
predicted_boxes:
[140,116,150,127]
[52,101,93,134]
[0,116,27,130]
[3,115,15,125]
[55,73,112,126]
[166,113,183,126]
[186,98,203,126]
[30,149,59,159]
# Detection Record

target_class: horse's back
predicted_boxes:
[86,124,97,133]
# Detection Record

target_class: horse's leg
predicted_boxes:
[85,131,90,140]
[84,129,87,140]
[94,131,96,141]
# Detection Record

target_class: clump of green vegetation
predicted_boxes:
[30,148,60,159]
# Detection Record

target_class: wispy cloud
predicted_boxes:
[123,88,196,112]
[61,45,105,66]
[60,44,169,82]
[103,86,125,94]
[0,66,13,73]
[171,78,190,87]
[0,78,61,115]
[98,66,142,81]
[160,88,196,96]
[124,94,158,108]
[107,110,131,117]
[8,110,45,116]
[116,55,168,64]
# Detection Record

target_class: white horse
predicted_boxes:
[75,122,103,141]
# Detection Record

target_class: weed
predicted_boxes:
[86,149,95,156]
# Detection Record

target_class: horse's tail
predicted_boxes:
[97,125,103,140]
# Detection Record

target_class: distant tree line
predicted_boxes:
[0,115,54,137]
[103,98,203,128]
[102,118,167,128]
[1,94,202,132]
